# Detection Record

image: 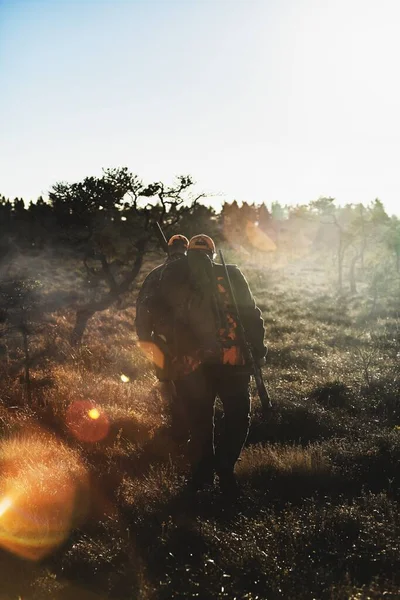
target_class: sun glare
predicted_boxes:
[0,430,88,560]
[88,408,100,420]
[245,221,277,252]
[0,497,12,518]
[138,341,165,370]
[66,401,110,443]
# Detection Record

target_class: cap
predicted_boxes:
[168,234,189,252]
[188,234,216,255]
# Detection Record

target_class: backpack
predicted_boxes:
[159,253,245,376]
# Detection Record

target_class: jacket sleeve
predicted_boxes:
[229,266,267,359]
[135,267,161,341]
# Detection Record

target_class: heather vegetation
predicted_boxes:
[0,169,399,599]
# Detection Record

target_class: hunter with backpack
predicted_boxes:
[137,233,267,495]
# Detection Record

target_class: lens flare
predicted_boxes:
[138,341,165,370]
[0,497,12,518]
[245,221,277,252]
[88,407,100,420]
[120,374,130,383]
[0,430,88,560]
[66,401,109,443]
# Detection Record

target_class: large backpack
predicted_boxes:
[159,253,245,377]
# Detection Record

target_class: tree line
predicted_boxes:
[1,167,399,349]
[1,167,399,405]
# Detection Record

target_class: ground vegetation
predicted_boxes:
[0,176,399,598]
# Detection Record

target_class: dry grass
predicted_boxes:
[0,428,89,562]
[0,252,399,598]
[237,442,330,478]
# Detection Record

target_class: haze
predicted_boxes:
[1,0,400,215]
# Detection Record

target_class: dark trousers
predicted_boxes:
[174,365,251,482]
[160,381,189,446]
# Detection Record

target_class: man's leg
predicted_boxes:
[174,367,216,488]
[214,368,251,491]
[160,380,189,447]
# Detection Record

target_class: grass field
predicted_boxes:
[0,250,399,599]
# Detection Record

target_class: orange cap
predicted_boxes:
[168,234,189,252]
[188,234,216,255]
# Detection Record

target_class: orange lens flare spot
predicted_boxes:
[138,341,165,370]
[245,221,277,252]
[66,401,109,443]
[0,497,12,518]
[0,430,88,561]
[120,374,130,383]
[88,408,100,420]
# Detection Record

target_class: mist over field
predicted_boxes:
[0,175,399,599]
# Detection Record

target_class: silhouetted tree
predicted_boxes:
[386,217,400,274]
[48,168,202,345]
[172,203,219,241]
[0,278,45,404]
[257,203,272,233]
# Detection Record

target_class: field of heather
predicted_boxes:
[0,250,399,600]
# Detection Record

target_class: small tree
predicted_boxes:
[48,168,203,345]
[257,203,272,233]
[0,278,45,405]
[386,217,400,274]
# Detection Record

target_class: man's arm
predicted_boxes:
[135,265,163,341]
[228,266,267,360]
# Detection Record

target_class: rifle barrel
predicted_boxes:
[154,222,169,254]
[219,250,272,411]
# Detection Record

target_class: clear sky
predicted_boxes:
[1,0,400,215]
